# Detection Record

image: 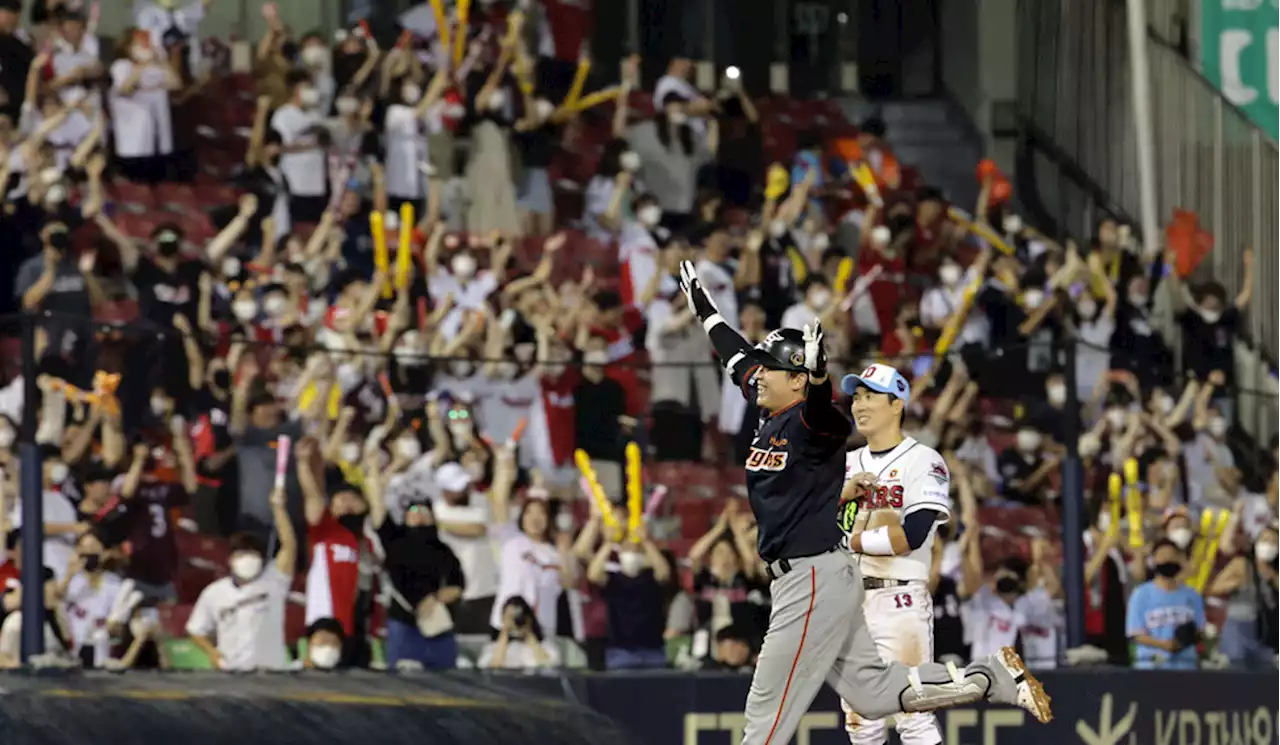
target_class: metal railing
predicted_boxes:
[1015,0,1278,365]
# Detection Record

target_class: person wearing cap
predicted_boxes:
[678,263,1052,744]
[430,460,501,635]
[837,363,955,745]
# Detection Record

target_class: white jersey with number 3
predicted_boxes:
[844,437,952,581]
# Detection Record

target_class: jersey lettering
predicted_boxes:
[745,447,789,472]
[862,484,904,509]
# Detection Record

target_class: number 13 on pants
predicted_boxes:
[841,583,942,745]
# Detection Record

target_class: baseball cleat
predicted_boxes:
[996,646,1053,723]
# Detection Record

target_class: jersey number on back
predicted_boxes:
[745,447,788,472]
[863,484,904,509]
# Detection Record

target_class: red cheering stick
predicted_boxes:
[274,435,291,490]
[416,297,429,329]
[507,417,527,447]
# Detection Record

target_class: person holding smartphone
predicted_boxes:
[478,596,560,670]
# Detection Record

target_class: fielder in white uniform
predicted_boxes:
[839,364,952,745]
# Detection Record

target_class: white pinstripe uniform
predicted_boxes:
[841,436,952,745]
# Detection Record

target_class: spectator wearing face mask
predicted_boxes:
[964,548,1063,669]
[108,28,180,184]
[572,338,628,498]
[780,274,832,332]
[996,423,1058,506]
[1127,539,1204,669]
[296,438,375,667]
[426,234,508,342]
[492,497,574,640]
[1171,251,1253,423]
[384,67,449,216]
[1026,370,1084,446]
[585,137,644,243]
[134,0,207,74]
[370,487,468,670]
[6,443,81,581]
[481,595,561,669]
[119,430,197,602]
[1183,373,1234,508]
[302,617,346,670]
[587,523,673,669]
[513,89,559,237]
[15,221,97,318]
[683,501,768,645]
[431,461,501,635]
[57,530,125,668]
[628,90,716,233]
[272,70,329,223]
[0,565,74,669]
[186,486,297,671]
[1208,524,1279,669]
[296,32,335,115]
[229,362,304,542]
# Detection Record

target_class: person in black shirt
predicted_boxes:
[586,522,672,669]
[572,338,628,492]
[131,223,204,325]
[1170,249,1253,419]
[709,84,762,207]
[0,0,33,121]
[928,524,972,665]
[514,91,557,236]
[997,422,1057,505]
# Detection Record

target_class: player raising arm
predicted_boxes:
[679,262,1051,745]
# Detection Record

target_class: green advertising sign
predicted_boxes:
[1200,0,1278,140]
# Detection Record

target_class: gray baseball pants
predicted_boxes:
[741,550,991,745]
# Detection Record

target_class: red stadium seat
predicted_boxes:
[109,181,157,213]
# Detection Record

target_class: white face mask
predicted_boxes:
[808,289,832,310]
[132,47,154,64]
[1128,292,1148,307]
[1077,299,1097,318]
[232,299,258,323]
[938,265,962,286]
[1016,430,1042,453]
[769,220,788,239]
[340,442,360,463]
[0,429,13,449]
[1208,417,1228,438]
[618,550,646,577]
[396,437,422,460]
[619,151,641,173]
[1002,214,1022,235]
[1047,383,1066,406]
[450,252,477,279]
[1168,527,1194,550]
[583,350,610,366]
[230,553,264,581]
[301,45,329,69]
[335,362,364,392]
[1105,408,1128,430]
[263,294,288,317]
[448,361,474,379]
[487,89,508,111]
[1078,432,1101,459]
[811,233,831,252]
[555,512,574,533]
[394,332,423,366]
[1155,394,1175,415]
[1022,289,1045,309]
[150,396,168,416]
[637,204,662,227]
[667,110,688,125]
[298,87,320,108]
[1097,512,1112,533]
[44,184,67,205]
[870,225,891,246]
[222,256,242,278]
[535,98,555,120]
[401,84,422,105]
[1199,308,1222,324]
[40,167,62,186]
[447,420,473,441]
[310,644,341,669]
[336,96,359,115]
[1256,543,1279,563]
[49,462,69,484]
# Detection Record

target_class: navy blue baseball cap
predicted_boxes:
[840,363,911,403]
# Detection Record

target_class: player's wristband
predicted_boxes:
[702,312,726,332]
[858,527,895,556]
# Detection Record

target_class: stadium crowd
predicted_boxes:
[0,0,1274,677]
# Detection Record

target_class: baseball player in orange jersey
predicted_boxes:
[839,363,952,745]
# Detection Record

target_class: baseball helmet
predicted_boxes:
[754,328,808,372]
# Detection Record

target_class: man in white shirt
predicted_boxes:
[7,448,82,581]
[50,7,102,112]
[431,462,498,634]
[186,486,296,671]
[271,70,328,223]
